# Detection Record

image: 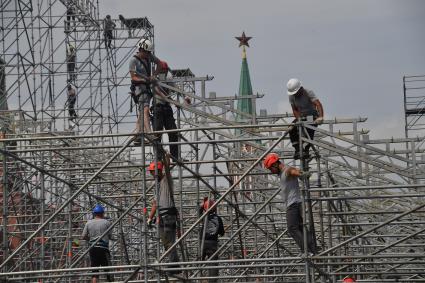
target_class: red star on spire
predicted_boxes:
[235,31,252,47]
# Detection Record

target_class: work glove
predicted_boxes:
[314,117,324,125]
[299,171,312,179]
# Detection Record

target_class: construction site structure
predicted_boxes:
[1,1,425,282]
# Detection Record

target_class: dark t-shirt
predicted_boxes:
[289,88,318,117]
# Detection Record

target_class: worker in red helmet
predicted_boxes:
[150,60,181,161]
[342,277,356,282]
[198,197,225,282]
[147,153,180,273]
[263,153,317,255]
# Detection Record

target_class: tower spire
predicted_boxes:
[235,32,254,120]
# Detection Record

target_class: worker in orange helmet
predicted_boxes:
[147,153,181,274]
[263,153,317,255]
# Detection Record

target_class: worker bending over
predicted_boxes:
[286,78,324,159]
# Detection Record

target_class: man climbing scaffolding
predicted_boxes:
[66,84,78,128]
[128,38,161,146]
[263,153,317,255]
[147,153,181,274]
[151,60,181,160]
[286,78,324,160]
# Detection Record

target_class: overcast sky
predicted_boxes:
[101,0,425,139]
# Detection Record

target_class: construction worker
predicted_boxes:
[65,0,75,32]
[128,38,160,146]
[103,15,116,49]
[342,277,356,282]
[66,84,78,125]
[151,60,180,160]
[82,204,114,282]
[263,153,317,254]
[66,44,76,83]
[199,197,224,283]
[286,78,324,160]
[147,153,180,272]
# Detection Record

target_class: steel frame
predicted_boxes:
[1,1,425,282]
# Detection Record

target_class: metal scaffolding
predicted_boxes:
[1,1,425,282]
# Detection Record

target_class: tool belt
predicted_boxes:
[158,207,178,227]
[89,237,109,249]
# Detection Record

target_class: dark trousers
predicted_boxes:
[286,202,316,254]
[66,12,75,31]
[89,247,113,281]
[202,240,219,283]
[289,118,316,152]
[151,104,179,159]
[67,62,75,82]
[104,30,113,48]
[159,224,180,268]
[68,103,77,120]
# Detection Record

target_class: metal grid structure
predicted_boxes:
[1,1,425,282]
[404,75,425,138]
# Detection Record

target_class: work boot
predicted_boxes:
[293,146,301,160]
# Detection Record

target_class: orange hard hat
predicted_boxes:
[263,153,280,169]
[202,197,216,212]
[148,161,163,172]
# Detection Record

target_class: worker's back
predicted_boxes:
[82,218,112,248]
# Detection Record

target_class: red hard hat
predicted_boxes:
[263,153,280,169]
[148,161,163,172]
[343,278,356,283]
[158,60,168,73]
[202,197,216,212]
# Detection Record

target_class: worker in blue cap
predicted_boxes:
[82,204,114,282]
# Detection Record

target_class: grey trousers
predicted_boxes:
[159,225,180,264]
[286,202,316,254]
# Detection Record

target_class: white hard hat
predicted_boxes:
[287,78,302,95]
[136,38,153,52]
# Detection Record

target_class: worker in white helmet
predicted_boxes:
[286,78,324,160]
[129,38,161,146]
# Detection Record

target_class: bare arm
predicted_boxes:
[313,99,324,118]
[130,71,149,84]
[81,223,89,240]
[148,200,157,220]
[286,166,302,177]
[291,104,301,119]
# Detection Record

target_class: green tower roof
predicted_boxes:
[237,46,254,120]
